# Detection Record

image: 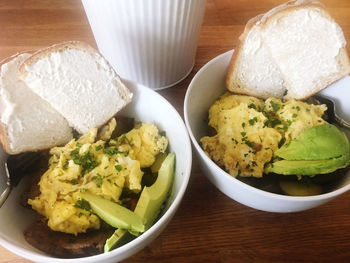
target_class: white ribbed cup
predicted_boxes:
[82,0,207,90]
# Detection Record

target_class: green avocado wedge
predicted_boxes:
[266,124,350,176]
[265,156,349,175]
[104,153,175,252]
[80,192,145,234]
[134,153,175,229]
[275,124,349,160]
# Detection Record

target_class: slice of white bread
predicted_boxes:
[226,0,350,100]
[0,53,73,154]
[19,41,133,134]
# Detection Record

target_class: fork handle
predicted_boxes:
[0,186,11,208]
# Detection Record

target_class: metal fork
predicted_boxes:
[312,95,350,129]
[0,152,43,208]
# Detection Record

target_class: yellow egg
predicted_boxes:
[201,93,327,178]
[28,119,168,235]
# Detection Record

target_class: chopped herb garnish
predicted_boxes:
[248,117,258,126]
[306,108,311,112]
[119,134,133,146]
[245,140,255,148]
[159,131,166,136]
[91,174,103,187]
[104,147,128,156]
[296,106,301,111]
[270,101,281,112]
[115,164,123,171]
[95,145,103,151]
[70,149,99,175]
[74,199,91,211]
[76,143,83,147]
[242,122,246,128]
[241,132,247,137]
[70,179,79,185]
[63,160,69,170]
[248,103,256,110]
[292,113,298,118]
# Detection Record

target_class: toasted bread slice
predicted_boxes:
[0,53,73,154]
[19,41,133,134]
[226,0,350,100]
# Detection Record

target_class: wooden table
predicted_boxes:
[1,0,350,262]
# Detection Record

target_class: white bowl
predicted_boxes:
[184,50,350,213]
[0,79,192,263]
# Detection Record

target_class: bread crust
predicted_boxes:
[225,14,264,96]
[225,0,350,100]
[0,52,33,154]
[18,40,133,133]
[0,51,73,154]
[18,41,98,78]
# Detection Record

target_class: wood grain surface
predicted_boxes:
[1,0,350,262]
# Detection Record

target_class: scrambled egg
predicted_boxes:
[201,93,326,178]
[29,118,168,235]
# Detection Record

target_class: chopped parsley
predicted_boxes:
[91,174,103,187]
[95,145,103,151]
[115,164,123,171]
[74,199,91,211]
[119,134,133,146]
[242,122,246,128]
[270,101,281,112]
[248,103,256,110]
[104,147,128,156]
[240,132,247,137]
[244,140,255,148]
[70,148,99,175]
[248,117,258,126]
[159,131,166,136]
[70,179,79,185]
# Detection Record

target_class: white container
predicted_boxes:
[82,0,207,90]
[0,79,192,263]
[184,50,350,213]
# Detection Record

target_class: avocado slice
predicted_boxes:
[104,153,175,252]
[80,192,145,234]
[266,124,350,176]
[266,155,349,175]
[275,124,349,160]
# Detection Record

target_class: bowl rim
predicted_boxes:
[184,49,350,202]
[0,79,193,262]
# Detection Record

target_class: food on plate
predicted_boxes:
[200,0,350,196]
[26,117,174,257]
[19,41,133,134]
[0,40,176,257]
[201,93,350,195]
[201,93,328,178]
[226,0,350,100]
[0,53,72,154]
[28,118,167,234]
[266,124,350,175]
[104,153,175,252]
